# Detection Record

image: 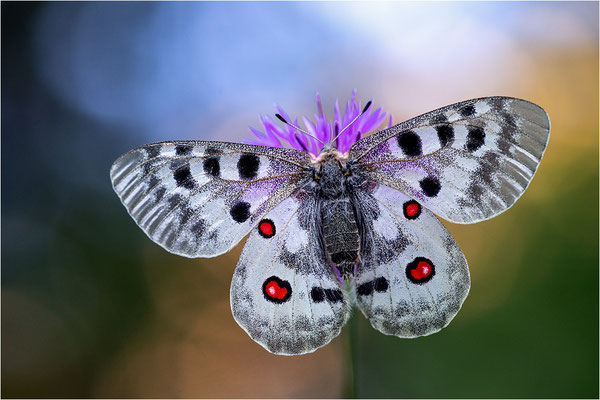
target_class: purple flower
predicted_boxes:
[246,90,393,157]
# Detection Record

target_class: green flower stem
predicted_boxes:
[344,313,359,398]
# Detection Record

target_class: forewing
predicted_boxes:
[349,97,550,223]
[110,141,311,257]
[353,183,469,337]
[231,184,350,355]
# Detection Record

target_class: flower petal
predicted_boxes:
[246,91,391,156]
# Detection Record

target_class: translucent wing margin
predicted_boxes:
[231,183,350,355]
[353,183,470,337]
[349,97,550,223]
[110,141,311,257]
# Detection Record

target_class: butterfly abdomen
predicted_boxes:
[320,197,360,278]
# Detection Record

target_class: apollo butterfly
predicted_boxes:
[110,95,550,355]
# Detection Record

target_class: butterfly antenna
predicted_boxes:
[275,114,325,145]
[329,100,372,145]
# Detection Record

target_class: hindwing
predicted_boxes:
[353,182,470,337]
[231,183,350,355]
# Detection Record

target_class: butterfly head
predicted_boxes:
[311,148,352,199]
[313,142,345,159]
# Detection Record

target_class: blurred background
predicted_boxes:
[2,2,598,398]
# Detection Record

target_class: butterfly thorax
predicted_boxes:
[317,157,347,198]
[316,157,361,280]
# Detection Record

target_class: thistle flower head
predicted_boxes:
[246,90,393,156]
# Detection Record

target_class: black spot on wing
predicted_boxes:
[230,201,251,223]
[357,277,389,296]
[142,159,159,175]
[203,156,220,177]
[167,194,183,207]
[155,186,167,201]
[497,113,517,156]
[488,97,506,112]
[174,166,197,190]
[466,127,485,152]
[175,144,193,156]
[179,203,195,225]
[460,151,501,206]
[502,113,516,129]
[419,176,441,197]
[374,277,389,292]
[397,130,422,157]
[310,286,342,303]
[311,287,325,303]
[145,145,161,159]
[357,281,374,296]
[478,151,501,185]
[324,288,343,303]
[238,154,260,180]
[147,174,160,189]
[166,195,184,216]
[435,125,454,147]
[459,104,476,117]
[191,219,206,236]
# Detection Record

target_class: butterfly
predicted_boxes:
[110,96,550,355]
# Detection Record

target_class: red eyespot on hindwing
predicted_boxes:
[406,257,435,284]
[403,200,421,219]
[258,219,276,238]
[262,276,291,303]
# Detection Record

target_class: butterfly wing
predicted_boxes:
[231,183,350,355]
[110,141,311,257]
[352,182,469,337]
[349,97,550,223]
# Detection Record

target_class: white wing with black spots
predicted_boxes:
[110,95,550,355]
[353,183,470,337]
[231,182,350,355]
[110,141,311,258]
[349,97,550,223]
